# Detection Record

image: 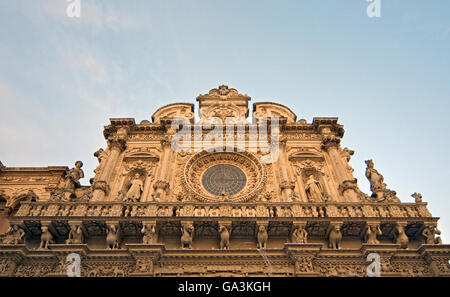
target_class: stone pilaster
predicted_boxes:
[92,129,127,201]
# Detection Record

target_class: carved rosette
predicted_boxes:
[182,151,266,203]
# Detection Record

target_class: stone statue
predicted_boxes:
[305,175,324,202]
[365,160,400,202]
[256,225,268,249]
[218,225,231,250]
[364,225,382,244]
[422,226,442,245]
[93,148,108,177]
[394,224,408,249]
[66,224,83,244]
[63,161,84,193]
[180,223,194,249]
[39,226,54,249]
[141,224,158,244]
[126,173,144,202]
[0,225,25,244]
[365,160,386,192]
[411,192,423,203]
[328,225,342,249]
[106,224,120,249]
[291,227,308,244]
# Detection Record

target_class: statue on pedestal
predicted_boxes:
[125,173,144,202]
[365,160,400,202]
[305,175,324,202]
[60,161,84,201]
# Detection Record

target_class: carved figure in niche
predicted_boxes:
[364,225,382,244]
[180,223,194,249]
[106,224,120,249]
[305,175,324,202]
[394,224,408,249]
[422,226,442,245]
[291,227,308,244]
[39,226,54,249]
[141,224,158,244]
[256,225,268,249]
[62,161,84,193]
[328,225,342,249]
[66,224,83,244]
[218,225,231,250]
[411,192,423,203]
[0,225,25,244]
[125,173,144,202]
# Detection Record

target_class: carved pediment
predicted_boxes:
[253,102,297,123]
[196,85,250,100]
[124,147,160,162]
[151,103,195,124]
[289,148,324,162]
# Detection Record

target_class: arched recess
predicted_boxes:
[289,150,333,202]
[114,149,159,201]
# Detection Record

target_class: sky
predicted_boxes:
[0,0,449,242]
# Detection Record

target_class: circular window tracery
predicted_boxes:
[182,151,266,202]
[202,164,247,196]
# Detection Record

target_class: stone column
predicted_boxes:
[322,135,359,202]
[321,135,346,183]
[92,130,127,201]
[278,139,296,202]
[151,138,171,201]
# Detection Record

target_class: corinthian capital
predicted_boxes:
[108,135,127,152]
[321,135,341,151]
[93,180,110,195]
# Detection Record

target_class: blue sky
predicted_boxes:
[0,0,449,242]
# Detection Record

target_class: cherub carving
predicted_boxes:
[411,192,423,203]
[66,224,83,244]
[422,226,442,245]
[291,227,308,244]
[364,225,382,244]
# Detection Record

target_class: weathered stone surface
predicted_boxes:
[0,85,448,277]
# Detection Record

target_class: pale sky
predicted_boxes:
[0,0,449,242]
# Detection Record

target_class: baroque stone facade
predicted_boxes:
[0,85,449,277]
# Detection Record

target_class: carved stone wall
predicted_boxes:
[1,85,449,277]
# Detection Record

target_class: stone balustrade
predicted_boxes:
[13,201,433,219]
